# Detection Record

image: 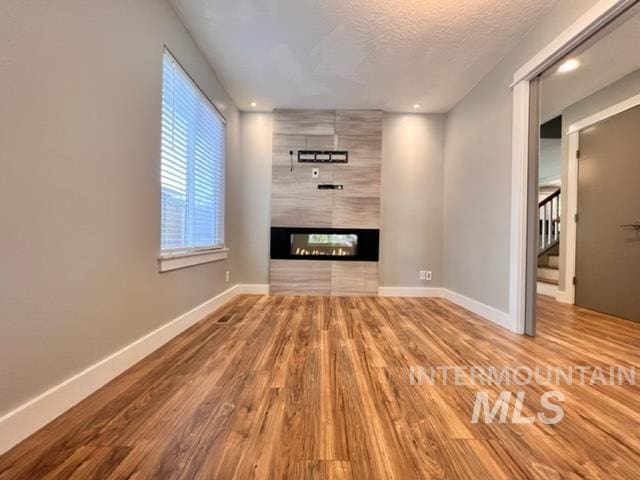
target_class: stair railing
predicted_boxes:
[539,188,561,254]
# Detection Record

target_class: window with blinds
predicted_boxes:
[160,50,225,255]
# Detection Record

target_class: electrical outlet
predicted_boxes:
[420,270,433,281]
[312,168,319,178]
[225,271,230,283]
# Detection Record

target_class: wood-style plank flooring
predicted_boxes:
[1,295,639,479]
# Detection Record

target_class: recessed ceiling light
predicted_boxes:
[558,59,580,73]
[250,101,257,107]
[413,103,421,109]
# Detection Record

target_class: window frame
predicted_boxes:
[158,47,227,272]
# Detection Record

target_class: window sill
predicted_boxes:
[158,248,228,273]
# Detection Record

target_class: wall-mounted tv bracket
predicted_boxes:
[298,150,349,163]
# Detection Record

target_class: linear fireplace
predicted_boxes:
[271,227,379,261]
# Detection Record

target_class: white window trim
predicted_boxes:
[158,247,229,273]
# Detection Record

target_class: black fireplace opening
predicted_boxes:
[271,227,379,261]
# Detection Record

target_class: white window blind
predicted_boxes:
[160,50,225,254]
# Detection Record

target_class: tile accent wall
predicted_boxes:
[270,109,382,295]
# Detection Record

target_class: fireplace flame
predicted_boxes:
[293,247,352,257]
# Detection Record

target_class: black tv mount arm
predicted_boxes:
[297,150,348,163]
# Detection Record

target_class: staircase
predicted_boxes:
[538,250,559,285]
[538,188,560,292]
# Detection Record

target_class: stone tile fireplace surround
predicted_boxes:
[270,110,382,295]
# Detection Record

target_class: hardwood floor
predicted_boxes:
[1,295,639,479]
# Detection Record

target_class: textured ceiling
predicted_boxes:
[170,0,560,112]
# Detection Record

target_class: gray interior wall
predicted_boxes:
[234,112,273,284]
[0,0,240,415]
[556,68,640,291]
[443,0,600,312]
[381,114,445,287]
[539,138,562,185]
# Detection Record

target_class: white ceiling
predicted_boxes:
[170,0,560,112]
[540,5,640,121]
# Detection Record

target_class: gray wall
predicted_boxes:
[381,114,445,287]
[443,0,600,312]
[556,68,640,291]
[235,112,273,284]
[539,138,562,186]
[0,0,241,415]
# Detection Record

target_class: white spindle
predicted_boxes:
[553,197,560,241]
[539,189,561,253]
[551,197,556,241]
[547,202,552,245]
[541,206,544,249]
[542,204,548,248]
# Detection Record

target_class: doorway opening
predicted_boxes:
[526,2,640,333]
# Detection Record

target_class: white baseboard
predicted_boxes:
[441,289,513,331]
[238,284,270,295]
[378,286,444,297]
[555,290,574,304]
[378,286,513,331]
[0,283,267,455]
[537,281,559,298]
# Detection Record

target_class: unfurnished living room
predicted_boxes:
[2,0,640,478]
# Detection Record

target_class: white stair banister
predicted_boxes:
[539,188,561,254]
